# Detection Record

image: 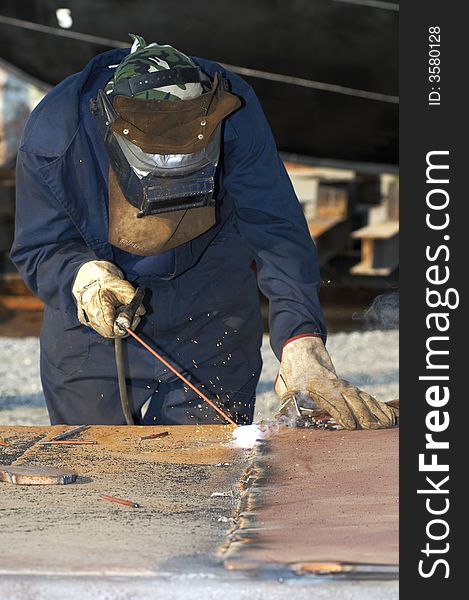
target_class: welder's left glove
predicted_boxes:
[274,335,398,430]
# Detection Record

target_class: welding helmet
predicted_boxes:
[90,35,241,255]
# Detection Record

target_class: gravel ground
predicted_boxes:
[0,331,398,425]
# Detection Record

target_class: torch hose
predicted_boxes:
[114,337,135,426]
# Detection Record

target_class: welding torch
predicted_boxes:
[114,287,237,427]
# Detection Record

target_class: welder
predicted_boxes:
[11,35,398,430]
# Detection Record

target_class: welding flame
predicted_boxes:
[232,424,264,449]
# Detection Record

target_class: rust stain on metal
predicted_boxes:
[224,428,398,572]
[93,424,237,466]
[0,424,240,473]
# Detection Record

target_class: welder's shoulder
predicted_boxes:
[19,72,82,158]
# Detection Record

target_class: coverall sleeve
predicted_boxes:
[10,149,98,328]
[223,88,326,359]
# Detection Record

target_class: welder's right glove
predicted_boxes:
[274,335,399,430]
[72,260,145,338]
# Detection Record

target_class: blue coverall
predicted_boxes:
[11,48,326,425]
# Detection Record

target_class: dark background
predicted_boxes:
[0,0,398,165]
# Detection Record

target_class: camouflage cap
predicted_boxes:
[109,34,203,101]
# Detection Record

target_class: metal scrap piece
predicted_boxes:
[0,464,77,485]
[52,424,89,441]
[140,431,170,440]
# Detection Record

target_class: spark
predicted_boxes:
[232,424,264,449]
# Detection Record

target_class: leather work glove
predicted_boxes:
[72,260,145,338]
[274,335,399,430]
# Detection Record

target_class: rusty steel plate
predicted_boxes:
[0,425,247,575]
[224,427,399,573]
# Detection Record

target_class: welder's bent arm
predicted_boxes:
[223,89,326,359]
[11,150,98,328]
